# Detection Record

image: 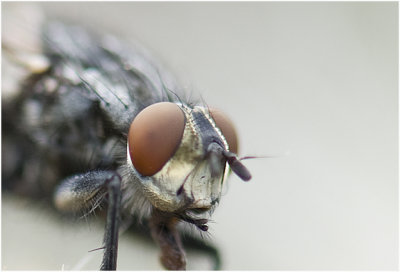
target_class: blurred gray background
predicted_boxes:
[2,2,398,270]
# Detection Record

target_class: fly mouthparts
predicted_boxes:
[222,150,252,181]
[179,214,209,232]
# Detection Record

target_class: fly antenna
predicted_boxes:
[240,154,283,160]
[222,150,252,181]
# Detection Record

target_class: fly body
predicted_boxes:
[2,6,252,270]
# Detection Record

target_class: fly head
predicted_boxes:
[126,102,251,226]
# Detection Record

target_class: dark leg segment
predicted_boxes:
[54,170,122,270]
[100,173,122,271]
[149,209,186,270]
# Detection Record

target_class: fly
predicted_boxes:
[2,5,252,270]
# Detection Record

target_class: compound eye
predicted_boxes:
[128,102,185,176]
[209,109,239,154]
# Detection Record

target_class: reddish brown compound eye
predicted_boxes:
[128,102,185,176]
[209,109,239,154]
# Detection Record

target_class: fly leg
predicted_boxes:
[149,209,186,270]
[53,170,122,270]
[100,173,121,270]
[121,214,221,270]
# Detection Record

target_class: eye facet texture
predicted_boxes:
[128,102,185,176]
[209,109,239,154]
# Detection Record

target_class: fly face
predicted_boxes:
[127,102,240,214]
